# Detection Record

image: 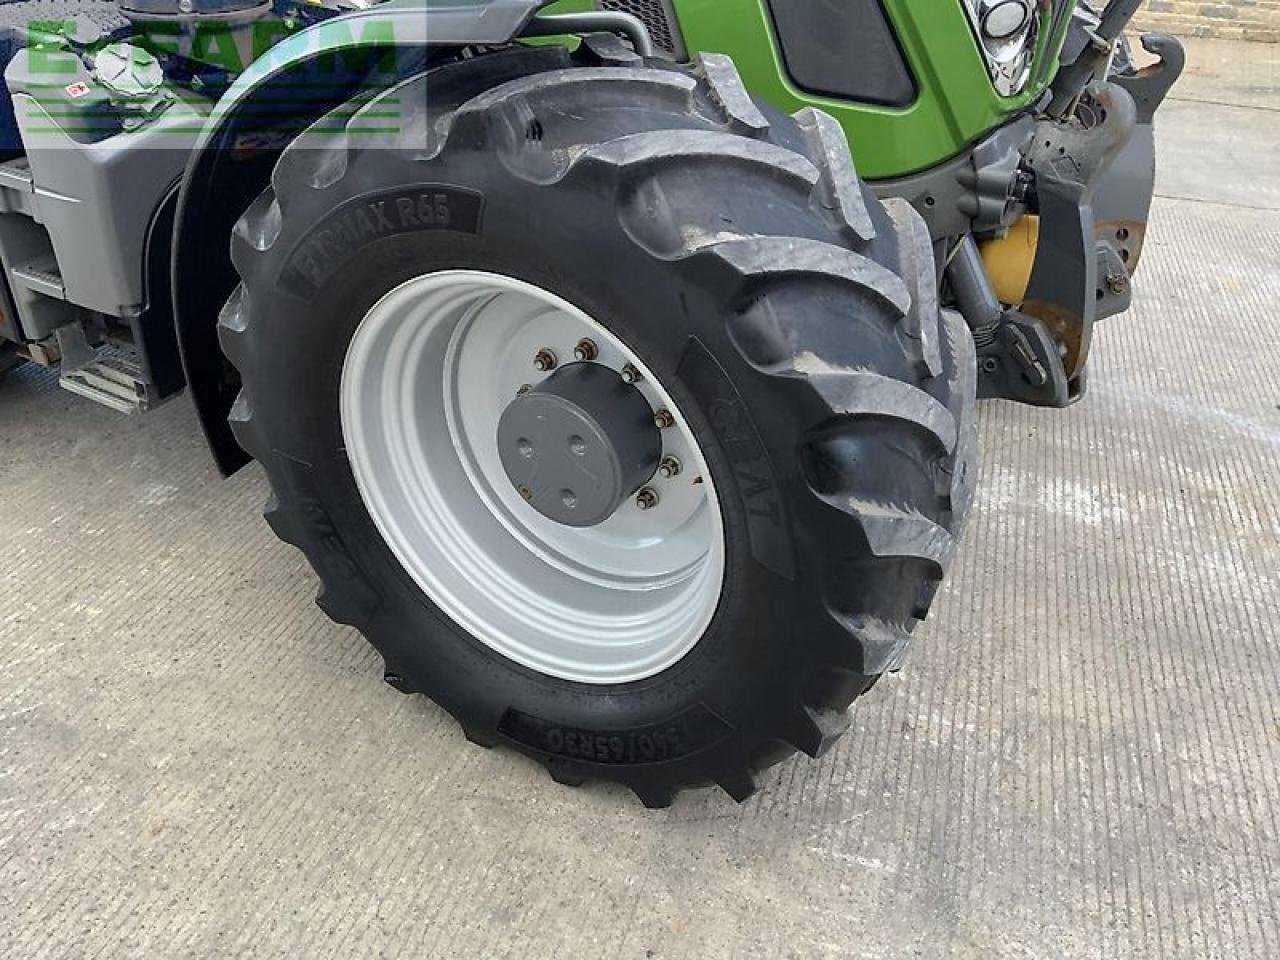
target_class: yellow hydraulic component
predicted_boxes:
[979,215,1040,306]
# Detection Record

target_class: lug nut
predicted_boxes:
[517,383,532,396]
[533,348,557,372]
[653,408,675,429]
[573,338,599,362]
[658,456,682,479]
[636,487,659,510]
[517,484,533,501]
[620,363,642,384]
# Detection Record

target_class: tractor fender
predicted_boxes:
[173,0,549,475]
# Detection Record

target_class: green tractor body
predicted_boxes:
[545,0,1070,179]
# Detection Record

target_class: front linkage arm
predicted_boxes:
[1048,0,1146,116]
[963,0,1184,407]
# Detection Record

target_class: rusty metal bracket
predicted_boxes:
[1022,81,1136,379]
[1114,32,1186,124]
[1091,32,1186,279]
[1048,0,1145,116]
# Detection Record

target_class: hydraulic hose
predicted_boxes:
[947,236,1004,336]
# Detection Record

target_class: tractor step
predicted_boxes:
[59,353,152,414]
[11,253,67,300]
[0,157,35,218]
[0,156,33,191]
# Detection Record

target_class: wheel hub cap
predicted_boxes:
[497,362,662,527]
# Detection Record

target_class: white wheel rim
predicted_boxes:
[340,270,726,684]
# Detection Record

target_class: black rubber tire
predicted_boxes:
[220,43,978,806]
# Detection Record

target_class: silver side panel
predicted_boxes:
[5,54,207,321]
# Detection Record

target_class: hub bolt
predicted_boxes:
[658,456,682,479]
[573,338,599,362]
[517,484,533,501]
[653,408,675,430]
[635,487,659,510]
[517,383,531,396]
[533,348,558,372]
[620,363,642,384]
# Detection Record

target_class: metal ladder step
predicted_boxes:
[0,156,33,192]
[0,158,37,219]
[60,353,151,414]
[11,253,66,300]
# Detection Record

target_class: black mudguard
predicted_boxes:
[172,0,550,475]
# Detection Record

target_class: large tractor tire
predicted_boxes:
[220,43,977,806]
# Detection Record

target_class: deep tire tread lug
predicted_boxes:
[823,612,915,677]
[941,309,980,530]
[821,496,954,573]
[784,704,852,760]
[700,236,910,315]
[262,493,304,551]
[581,33,643,67]
[808,370,958,453]
[382,666,416,695]
[216,282,249,360]
[316,586,364,630]
[545,760,588,788]
[698,52,770,135]
[225,388,264,462]
[793,106,876,243]
[883,198,944,379]
[579,128,819,187]
[461,723,500,750]
[447,67,698,172]
[629,781,677,810]
[229,188,281,276]
[454,66,697,128]
[714,767,759,804]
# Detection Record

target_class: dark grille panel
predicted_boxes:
[765,0,916,107]
[598,0,687,59]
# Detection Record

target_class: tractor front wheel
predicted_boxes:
[220,44,977,805]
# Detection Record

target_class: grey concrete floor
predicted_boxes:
[2,36,1278,960]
